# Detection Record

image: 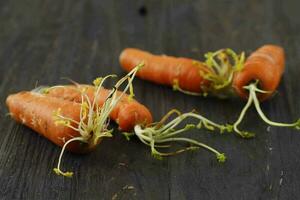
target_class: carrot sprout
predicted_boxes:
[53,137,86,177]
[172,49,245,98]
[233,82,300,138]
[50,63,144,177]
[125,109,231,162]
[202,48,245,97]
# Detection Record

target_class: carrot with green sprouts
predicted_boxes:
[120,45,300,138]
[7,64,143,177]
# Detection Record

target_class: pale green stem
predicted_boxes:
[250,84,299,127]
[233,93,254,138]
[54,137,87,177]
[155,137,222,156]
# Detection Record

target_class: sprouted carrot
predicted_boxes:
[119,45,300,138]
[232,45,300,137]
[6,64,143,177]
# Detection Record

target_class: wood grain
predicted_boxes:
[0,0,300,199]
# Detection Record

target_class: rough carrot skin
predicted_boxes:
[45,85,153,131]
[233,45,285,101]
[119,48,211,93]
[6,92,94,153]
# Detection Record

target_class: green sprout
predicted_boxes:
[233,81,300,138]
[49,63,144,177]
[125,109,231,162]
[172,48,245,98]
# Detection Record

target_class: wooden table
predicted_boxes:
[1,0,300,199]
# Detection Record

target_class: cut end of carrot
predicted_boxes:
[232,44,285,101]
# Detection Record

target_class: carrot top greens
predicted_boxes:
[123,109,232,162]
[233,81,300,138]
[49,63,143,177]
[173,48,245,98]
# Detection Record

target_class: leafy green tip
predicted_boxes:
[122,132,134,141]
[53,168,73,178]
[217,153,226,163]
[151,151,163,160]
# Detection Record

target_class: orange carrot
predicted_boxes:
[42,85,153,131]
[6,91,93,153]
[120,48,211,94]
[119,46,299,138]
[5,65,144,177]
[233,45,285,101]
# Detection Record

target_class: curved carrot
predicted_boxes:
[120,48,211,94]
[233,45,285,101]
[43,85,153,131]
[119,46,299,139]
[6,91,94,153]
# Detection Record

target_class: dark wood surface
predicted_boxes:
[1,0,300,199]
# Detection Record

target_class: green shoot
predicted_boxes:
[172,49,245,98]
[127,109,231,162]
[233,82,300,138]
[50,63,144,177]
[202,48,245,97]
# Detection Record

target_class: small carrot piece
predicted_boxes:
[233,44,285,101]
[120,48,211,94]
[42,85,153,131]
[6,92,93,153]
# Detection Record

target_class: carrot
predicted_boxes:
[230,45,299,137]
[6,92,90,153]
[120,48,212,95]
[233,45,285,101]
[119,46,300,138]
[41,85,153,131]
[6,64,143,177]
[6,91,111,177]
